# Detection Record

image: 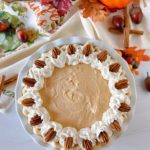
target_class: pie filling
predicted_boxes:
[40,63,111,130]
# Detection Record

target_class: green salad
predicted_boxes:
[0,11,23,52]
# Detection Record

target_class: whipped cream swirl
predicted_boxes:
[66,44,81,65]
[102,108,124,126]
[49,47,67,68]
[59,127,78,148]
[18,91,43,108]
[32,56,54,78]
[109,94,130,113]
[27,107,50,125]
[91,121,112,142]
[108,77,130,96]
[79,43,95,64]
[40,121,62,142]
[78,128,96,149]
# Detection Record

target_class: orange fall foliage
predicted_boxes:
[117,47,150,75]
[79,0,109,22]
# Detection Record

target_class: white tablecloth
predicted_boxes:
[0,11,150,150]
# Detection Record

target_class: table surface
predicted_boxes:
[0,51,150,150]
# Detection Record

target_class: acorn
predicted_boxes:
[112,15,124,30]
[0,21,8,32]
[130,4,143,24]
[16,28,28,43]
[145,72,150,92]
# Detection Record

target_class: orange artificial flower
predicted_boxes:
[117,47,150,75]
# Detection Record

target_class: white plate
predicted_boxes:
[15,36,137,149]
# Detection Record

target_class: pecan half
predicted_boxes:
[67,44,76,55]
[44,128,56,142]
[115,79,128,90]
[23,77,36,87]
[110,120,121,133]
[98,131,109,144]
[30,115,43,126]
[35,60,46,68]
[82,44,92,56]
[82,139,93,150]
[97,51,107,62]
[64,137,73,149]
[52,47,61,59]
[21,98,35,106]
[118,102,131,112]
[109,63,120,73]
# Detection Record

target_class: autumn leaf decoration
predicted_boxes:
[124,47,150,62]
[79,0,109,22]
[117,47,150,75]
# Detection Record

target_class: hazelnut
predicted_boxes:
[16,28,28,43]
[0,21,8,32]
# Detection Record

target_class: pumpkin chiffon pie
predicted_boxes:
[18,43,131,150]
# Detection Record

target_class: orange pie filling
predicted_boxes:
[40,63,111,130]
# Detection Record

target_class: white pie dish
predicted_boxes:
[15,36,137,149]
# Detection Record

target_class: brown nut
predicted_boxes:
[21,98,35,107]
[52,47,61,59]
[64,137,73,149]
[82,139,93,150]
[44,128,56,142]
[0,21,8,32]
[109,63,120,73]
[16,28,28,43]
[82,44,92,56]
[115,79,128,90]
[118,102,131,112]
[35,60,46,68]
[97,51,107,62]
[30,115,43,126]
[110,120,121,133]
[67,44,76,55]
[98,131,109,144]
[23,77,36,87]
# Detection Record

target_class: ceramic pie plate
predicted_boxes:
[15,36,137,149]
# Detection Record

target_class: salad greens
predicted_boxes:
[0,11,23,52]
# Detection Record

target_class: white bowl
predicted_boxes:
[15,36,137,149]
